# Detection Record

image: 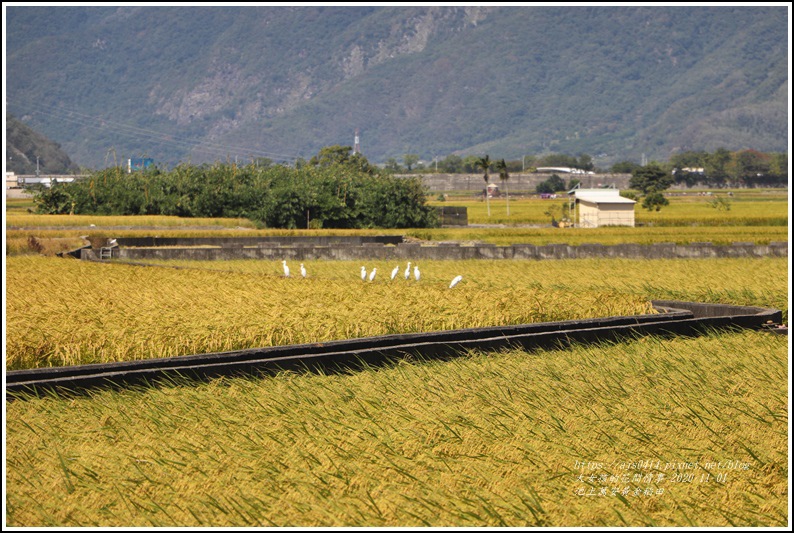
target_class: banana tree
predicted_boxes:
[495,158,510,216]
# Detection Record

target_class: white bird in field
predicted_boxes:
[300,263,307,278]
[282,260,290,277]
[414,265,421,281]
[449,275,463,288]
[404,262,412,280]
[391,265,400,280]
[361,266,368,281]
[369,267,377,282]
[108,238,118,246]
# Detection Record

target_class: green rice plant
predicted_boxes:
[6,330,788,526]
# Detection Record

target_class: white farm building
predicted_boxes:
[567,187,636,228]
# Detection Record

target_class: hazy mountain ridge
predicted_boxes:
[6,114,80,175]
[5,6,788,169]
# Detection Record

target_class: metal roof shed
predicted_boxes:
[568,188,636,228]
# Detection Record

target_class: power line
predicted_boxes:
[6,98,307,164]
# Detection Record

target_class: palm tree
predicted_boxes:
[474,155,492,216]
[495,158,510,216]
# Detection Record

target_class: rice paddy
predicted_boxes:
[431,188,789,226]
[6,330,788,526]
[6,256,660,369]
[4,189,789,526]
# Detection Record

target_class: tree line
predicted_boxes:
[32,146,438,229]
[389,149,788,189]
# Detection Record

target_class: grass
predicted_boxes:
[6,330,788,526]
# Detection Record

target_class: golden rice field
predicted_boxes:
[6,330,788,526]
[6,255,788,371]
[5,256,652,369]
[4,191,789,527]
[431,188,788,226]
[5,190,788,258]
[5,211,256,229]
[5,225,789,260]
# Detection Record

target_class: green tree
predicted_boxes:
[402,154,420,172]
[31,183,74,214]
[611,160,641,174]
[474,154,492,216]
[462,155,481,174]
[730,149,770,187]
[536,174,566,194]
[704,148,731,187]
[641,191,670,212]
[438,154,464,173]
[309,145,354,167]
[769,152,787,178]
[538,153,578,168]
[576,153,594,171]
[495,158,510,216]
[629,163,672,195]
[520,154,538,172]
[630,163,673,212]
[669,150,708,170]
[384,158,402,172]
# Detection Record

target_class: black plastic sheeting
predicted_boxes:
[5,300,783,400]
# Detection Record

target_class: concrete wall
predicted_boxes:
[399,173,632,193]
[93,241,788,262]
[116,235,404,247]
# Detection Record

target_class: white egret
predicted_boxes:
[108,238,118,246]
[282,260,290,277]
[361,266,367,281]
[414,265,421,281]
[391,265,400,280]
[404,262,412,280]
[300,263,307,278]
[369,267,377,282]
[449,275,463,288]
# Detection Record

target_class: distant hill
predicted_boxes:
[5,6,788,169]
[5,114,81,175]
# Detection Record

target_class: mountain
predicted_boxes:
[5,114,81,174]
[5,5,788,170]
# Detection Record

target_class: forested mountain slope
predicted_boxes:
[5,5,788,169]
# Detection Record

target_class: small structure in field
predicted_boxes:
[567,186,636,228]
